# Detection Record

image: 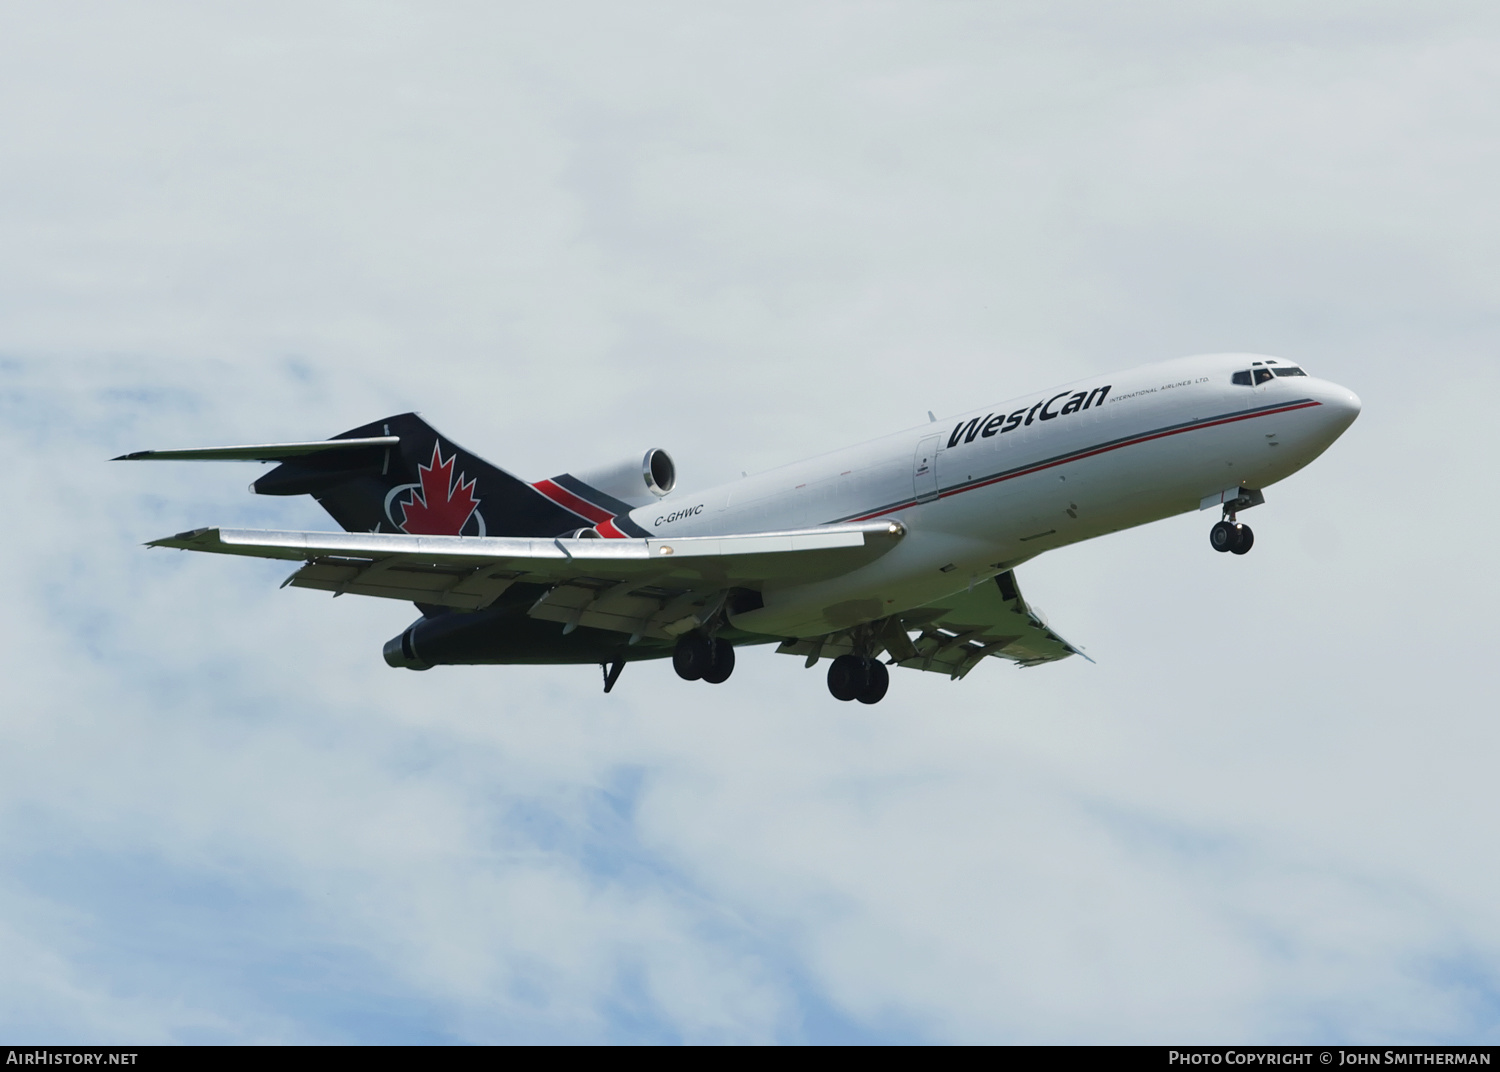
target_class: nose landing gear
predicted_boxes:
[826,654,890,704]
[1210,518,1254,555]
[1205,487,1264,556]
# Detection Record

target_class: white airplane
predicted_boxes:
[120,352,1360,702]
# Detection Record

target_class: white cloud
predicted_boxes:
[1,0,1497,1044]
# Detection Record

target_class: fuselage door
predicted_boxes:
[914,434,940,504]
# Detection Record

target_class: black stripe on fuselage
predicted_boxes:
[831,398,1321,523]
[609,514,652,538]
[551,474,637,518]
[548,473,653,536]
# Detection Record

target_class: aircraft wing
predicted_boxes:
[147,522,904,638]
[775,570,1088,677]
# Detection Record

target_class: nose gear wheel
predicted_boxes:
[1210,519,1254,555]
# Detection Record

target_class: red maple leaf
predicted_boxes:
[398,444,481,535]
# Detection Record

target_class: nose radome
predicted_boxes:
[1317,381,1362,430]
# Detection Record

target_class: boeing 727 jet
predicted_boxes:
[120,353,1360,702]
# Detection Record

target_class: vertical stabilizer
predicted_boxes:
[252,413,589,538]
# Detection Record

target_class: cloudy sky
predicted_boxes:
[2,0,1498,1044]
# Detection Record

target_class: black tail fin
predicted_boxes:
[253,413,588,538]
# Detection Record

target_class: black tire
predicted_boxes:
[1210,520,1235,552]
[827,654,865,701]
[856,659,890,705]
[701,638,736,684]
[1230,523,1254,555]
[672,633,713,681]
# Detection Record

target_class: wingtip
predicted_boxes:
[145,527,214,549]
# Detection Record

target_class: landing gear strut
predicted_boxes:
[827,655,890,704]
[1210,518,1254,555]
[673,633,735,683]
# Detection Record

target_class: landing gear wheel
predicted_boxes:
[1210,521,1235,553]
[672,633,713,681]
[856,660,889,705]
[828,656,888,703]
[701,638,736,684]
[1229,523,1254,555]
[827,654,865,702]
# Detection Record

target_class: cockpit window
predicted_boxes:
[1235,363,1308,386]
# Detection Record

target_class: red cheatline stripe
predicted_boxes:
[847,400,1322,522]
[531,479,615,525]
[595,517,628,539]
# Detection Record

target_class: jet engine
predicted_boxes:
[564,448,676,508]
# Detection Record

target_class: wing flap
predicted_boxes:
[284,559,524,610]
[895,573,1084,676]
[526,584,686,640]
[775,570,1086,679]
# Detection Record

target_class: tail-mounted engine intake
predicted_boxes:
[568,449,676,507]
[530,449,677,538]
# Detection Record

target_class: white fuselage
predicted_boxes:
[625,353,1361,637]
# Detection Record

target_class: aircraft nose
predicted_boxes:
[1325,383,1362,425]
[1309,379,1361,438]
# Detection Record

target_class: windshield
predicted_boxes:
[1233,362,1307,386]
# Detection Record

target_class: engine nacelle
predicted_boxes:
[383,604,649,669]
[566,448,676,508]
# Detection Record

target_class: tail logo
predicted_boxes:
[389,443,485,536]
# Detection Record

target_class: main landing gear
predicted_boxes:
[826,655,890,705]
[673,632,735,684]
[1210,518,1254,555]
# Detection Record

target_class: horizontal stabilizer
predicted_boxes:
[113,436,400,462]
